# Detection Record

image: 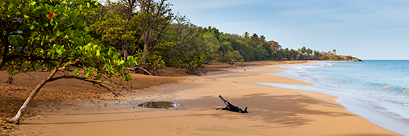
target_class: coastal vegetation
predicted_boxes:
[87,0,361,72]
[0,0,361,123]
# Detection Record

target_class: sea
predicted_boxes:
[259,60,409,135]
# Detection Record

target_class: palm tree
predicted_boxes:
[251,33,258,43]
[313,50,320,59]
[306,48,312,59]
[260,35,266,44]
[300,46,307,54]
[244,32,249,39]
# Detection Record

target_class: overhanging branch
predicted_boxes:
[48,75,129,97]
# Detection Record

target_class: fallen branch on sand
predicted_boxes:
[217,95,247,113]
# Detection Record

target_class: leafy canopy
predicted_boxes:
[0,0,137,81]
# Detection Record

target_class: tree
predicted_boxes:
[306,48,312,59]
[90,1,137,58]
[221,50,242,66]
[313,50,321,59]
[136,0,173,65]
[244,32,249,39]
[300,46,307,54]
[165,28,209,70]
[251,33,258,44]
[333,49,336,55]
[260,35,266,44]
[164,14,197,63]
[121,0,138,61]
[202,32,220,60]
[267,40,281,52]
[90,0,140,62]
[1,0,137,124]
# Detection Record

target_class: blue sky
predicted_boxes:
[168,0,409,60]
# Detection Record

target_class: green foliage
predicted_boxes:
[88,0,174,71]
[180,26,360,62]
[0,0,357,81]
[133,50,165,71]
[0,0,137,82]
[85,0,360,75]
[136,0,173,64]
[89,1,138,54]
[220,50,242,65]
[168,52,208,70]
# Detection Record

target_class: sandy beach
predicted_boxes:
[4,62,400,136]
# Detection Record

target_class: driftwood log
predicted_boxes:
[217,95,247,113]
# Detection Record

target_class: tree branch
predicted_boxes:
[48,76,129,97]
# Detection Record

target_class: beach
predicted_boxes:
[2,62,400,136]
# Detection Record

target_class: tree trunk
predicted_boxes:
[7,60,63,124]
[141,40,148,64]
[123,43,128,62]
[0,36,9,70]
[0,55,6,70]
[123,0,135,62]
[141,30,150,64]
[124,48,128,62]
[165,44,181,62]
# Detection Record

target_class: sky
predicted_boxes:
[168,0,409,60]
[107,0,409,60]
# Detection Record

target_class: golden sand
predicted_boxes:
[11,62,399,136]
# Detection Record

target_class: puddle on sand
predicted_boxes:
[138,101,179,108]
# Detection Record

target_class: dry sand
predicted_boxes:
[6,62,400,136]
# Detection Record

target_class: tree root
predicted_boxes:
[6,76,13,84]
[24,72,35,79]
[126,67,152,76]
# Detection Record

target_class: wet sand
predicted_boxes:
[9,63,400,136]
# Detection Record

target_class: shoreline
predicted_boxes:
[6,62,400,136]
[274,61,409,135]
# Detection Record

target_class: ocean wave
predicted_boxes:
[291,63,334,71]
[280,60,409,135]
[370,83,409,95]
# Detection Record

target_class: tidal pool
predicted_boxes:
[138,101,179,108]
